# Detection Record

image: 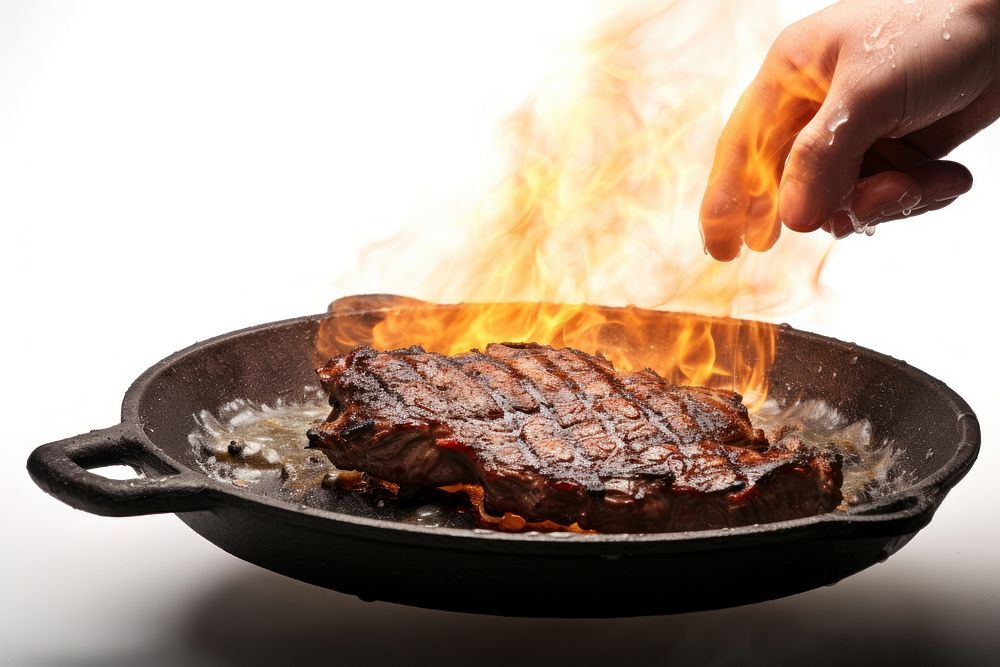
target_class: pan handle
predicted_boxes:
[27,423,215,517]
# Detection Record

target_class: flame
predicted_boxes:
[317,299,775,406]
[326,1,834,407]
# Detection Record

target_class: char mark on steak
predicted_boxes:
[307,343,842,532]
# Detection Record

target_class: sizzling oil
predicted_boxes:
[189,389,332,492]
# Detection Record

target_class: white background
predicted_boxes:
[2,1,997,664]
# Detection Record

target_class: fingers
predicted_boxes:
[855,160,971,221]
[699,87,805,261]
[819,160,972,238]
[700,30,830,261]
[778,73,892,233]
[700,137,755,262]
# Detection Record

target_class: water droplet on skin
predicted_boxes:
[826,109,849,133]
[864,225,876,236]
[846,209,864,234]
[848,355,859,365]
[825,104,849,145]
[864,23,884,52]
[902,208,912,216]
[943,30,951,40]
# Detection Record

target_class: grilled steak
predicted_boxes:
[307,343,842,532]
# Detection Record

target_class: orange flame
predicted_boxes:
[317,299,775,403]
[327,1,834,408]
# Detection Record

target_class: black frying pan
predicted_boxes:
[26,296,979,617]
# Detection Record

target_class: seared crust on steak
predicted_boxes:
[307,343,842,532]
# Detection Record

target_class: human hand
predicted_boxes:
[700,0,1000,261]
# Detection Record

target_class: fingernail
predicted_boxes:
[931,185,967,202]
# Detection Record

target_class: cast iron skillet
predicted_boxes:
[26,296,980,617]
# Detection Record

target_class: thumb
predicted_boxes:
[778,85,886,232]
